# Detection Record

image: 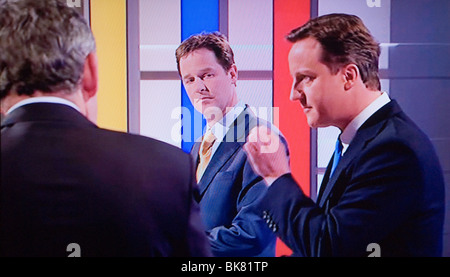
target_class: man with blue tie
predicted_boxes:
[244,14,445,256]
[176,32,283,256]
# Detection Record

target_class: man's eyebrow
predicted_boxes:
[182,67,215,80]
[198,67,215,74]
[295,69,316,76]
[182,74,192,80]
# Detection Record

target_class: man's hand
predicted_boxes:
[244,126,291,186]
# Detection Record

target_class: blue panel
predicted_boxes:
[181,0,219,153]
[181,0,219,39]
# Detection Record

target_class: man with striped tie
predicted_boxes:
[176,32,286,257]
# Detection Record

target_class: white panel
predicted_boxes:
[139,0,180,45]
[318,0,391,69]
[317,174,325,195]
[228,0,273,71]
[380,79,390,95]
[236,80,273,123]
[140,80,182,148]
[317,126,341,168]
[232,45,273,71]
[140,45,179,71]
[139,0,181,71]
[379,43,390,70]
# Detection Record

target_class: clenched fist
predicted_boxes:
[244,126,291,186]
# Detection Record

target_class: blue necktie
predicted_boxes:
[330,136,343,177]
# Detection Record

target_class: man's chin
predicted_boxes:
[306,117,322,129]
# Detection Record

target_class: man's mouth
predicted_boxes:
[198,97,214,102]
[302,106,312,113]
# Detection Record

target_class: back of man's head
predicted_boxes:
[0,0,96,100]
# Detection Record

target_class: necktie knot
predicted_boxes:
[200,131,216,155]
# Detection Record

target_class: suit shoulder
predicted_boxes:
[93,128,191,165]
[247,113,285,139]
[377,112,434,151]
[360,112,442,176]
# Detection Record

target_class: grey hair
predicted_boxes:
[0,0,96,99]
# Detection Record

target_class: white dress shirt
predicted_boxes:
[205,100,246,161]
[316,92,391,196]
[340,92,391,154]
[6,96,80,115]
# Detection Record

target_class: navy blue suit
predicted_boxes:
[258,100,445,256]
[192,106,283,257]
[1,103,211,257]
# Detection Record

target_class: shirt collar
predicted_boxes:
[6,96,81,115]
[208,100,246,142]
[340,92,390,153]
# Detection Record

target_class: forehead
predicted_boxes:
[180,48,219,67]
[288,37,323,72]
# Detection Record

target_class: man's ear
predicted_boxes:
[229,64,238,86]
[81,52,99,101]
[342,64,359,91]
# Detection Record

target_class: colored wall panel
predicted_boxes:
[273,0,311,194]
[273,0,311,257]
[181,0,220,152]
[90,0,128,132]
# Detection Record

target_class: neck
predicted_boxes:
[337,88,382,131]
[1,94,30,114]
[1,90,86,116]
[206,93,239,127]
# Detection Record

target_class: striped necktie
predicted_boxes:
[196,131,216,182]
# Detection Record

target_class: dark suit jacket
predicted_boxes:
[0,103,211,257]
[191,105,283,257]
[258,100,445,257]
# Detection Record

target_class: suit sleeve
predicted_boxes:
[206,157,276,257]
[206,130,288,257]
[257,139,424,256]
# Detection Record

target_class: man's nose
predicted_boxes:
[290,83,302,101]
[194,78,207,93]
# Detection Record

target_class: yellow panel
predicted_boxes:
[90,0,127,132]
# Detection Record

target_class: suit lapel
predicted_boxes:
[318,133,368,207]
[191,140,201,168]
[317,100,402,207]
[194,106,257,201]
[316,158,333,202]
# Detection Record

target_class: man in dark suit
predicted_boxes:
[0,0,210,257]
[176,32,282,256]
[244,14,445,256]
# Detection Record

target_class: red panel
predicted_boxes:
[273,0,310,257]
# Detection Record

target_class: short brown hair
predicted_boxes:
[287,13,381,90]
[176,32,235,76]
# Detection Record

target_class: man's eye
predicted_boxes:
[303,76,314,83]
[204,73,214,78]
